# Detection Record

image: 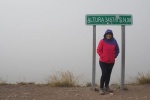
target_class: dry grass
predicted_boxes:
[16,82,35,85]
[0,79,8,85]
[46,70,79,87]
[136,72,150,84]
[85,82,92,87]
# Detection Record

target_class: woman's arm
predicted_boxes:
[97,40,103,57]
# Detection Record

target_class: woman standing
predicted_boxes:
[97,29,119,95]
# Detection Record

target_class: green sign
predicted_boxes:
[86,14,133,25]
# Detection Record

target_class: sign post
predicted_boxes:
[92,25,96,90]
[121,25,125,89]
[85,14,133,90]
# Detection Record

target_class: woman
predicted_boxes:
[97,29,119,95]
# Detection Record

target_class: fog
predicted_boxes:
[0,0,150,84]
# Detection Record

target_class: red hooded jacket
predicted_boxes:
[97,29,119,63]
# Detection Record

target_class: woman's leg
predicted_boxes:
[105,63,114,88]
[99,61,107,89]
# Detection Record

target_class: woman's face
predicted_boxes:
[106,33,112,39]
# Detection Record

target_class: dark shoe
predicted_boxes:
[99,89,105,95]
[105,87,113,92]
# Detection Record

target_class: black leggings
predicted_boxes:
[99,61,114,89]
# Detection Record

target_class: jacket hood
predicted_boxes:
[104,29,113,39]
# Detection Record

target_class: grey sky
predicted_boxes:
[0,0,150,83]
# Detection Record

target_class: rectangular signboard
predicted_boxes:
[85,14,133,25]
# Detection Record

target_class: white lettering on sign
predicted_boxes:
[87,17,105,23]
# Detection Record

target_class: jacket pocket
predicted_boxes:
[109,53,115,62]
[102,55,109,62]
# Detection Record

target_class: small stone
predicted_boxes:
[128,97,133,99]
[110,93,114,95]
[143,96,147,99]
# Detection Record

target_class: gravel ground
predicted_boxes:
[0,84,150,100]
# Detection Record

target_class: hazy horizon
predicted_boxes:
[0,0,150,84]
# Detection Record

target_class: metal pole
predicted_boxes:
[92,25,96,90]
[121,25,125,90]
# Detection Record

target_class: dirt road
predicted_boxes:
[0,84,150,100]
